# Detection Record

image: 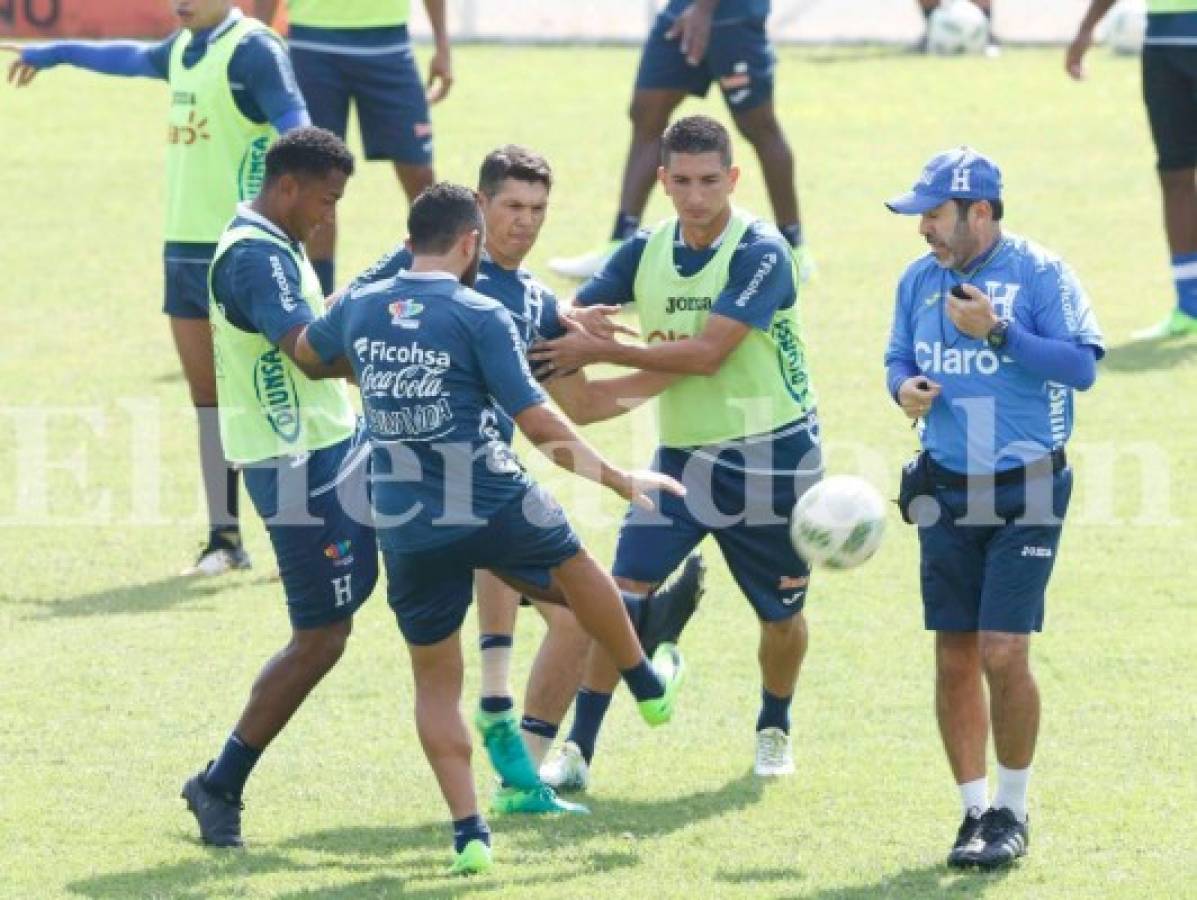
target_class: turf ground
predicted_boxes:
[1,44,1195,899]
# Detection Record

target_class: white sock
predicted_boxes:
[959,776,989,818]
[522,731,554,768]
[480,644,512,700]
[993,763,1030,822]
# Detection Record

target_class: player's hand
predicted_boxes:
[1,44,39,87]
[563,304,638,340]
[1065,29,1094,80]
[610,468,687,511]
[664,4,713,66]
[946,283,999,339]
[897,376,941,421]
[426,45,453,103]
[529,315,621,372]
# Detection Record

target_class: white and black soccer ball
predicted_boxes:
[1104,0,1148,55]
[927,0,990,56]
[789,475,887,571]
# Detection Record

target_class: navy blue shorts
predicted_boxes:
[243,428,378,630]
[918,467,1073,634]
[635,13,775,112]
[163,255,212,319]
[290,41,433,164]
[382,484,582,646]
[612,414,822,622]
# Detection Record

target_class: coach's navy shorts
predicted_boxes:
[243,426,378,630]
[612,413,822,622]
[290,31,433,165]
[382,484,582,646]
[635,13,775,112]
[918,466,1073,634]
[163,249,214,319]
[1143,45,1197,171]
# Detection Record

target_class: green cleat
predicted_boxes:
[637,642,686,727]
[491,783,590,816]
[448,838,493,876]
[474,708,540,790]
[1130,308,1197,341]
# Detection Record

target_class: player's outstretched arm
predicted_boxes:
[1,40,166,87]
[546,370,678,426]
[514,403,684,511]
[530,312,750,377]
[1066,0,1120,79]
[283,325,354,380]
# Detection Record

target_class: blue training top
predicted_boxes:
[347,245,565,442]
[884,233,1105,475]
[305,271,547,551]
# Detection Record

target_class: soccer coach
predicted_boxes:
[883,148,1105,870]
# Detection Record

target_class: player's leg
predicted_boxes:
[475,570,520,719]
[968,467,1073,869]
[168,308,248,576]
[548,11,696,278]
[714,19,813,280]
[288,45,352,295]
[522,599,590,767]
[1135,45,1197,337]
[181,441,378,846]
[352,43,436,230]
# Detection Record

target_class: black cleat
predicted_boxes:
[638,552,706,657]
[947,811,985,868]
[181,764,244,848]
[973,807,1029,869]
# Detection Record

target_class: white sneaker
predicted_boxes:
[539,740,590,793]
[547,242,619,280]
[180,546,252,578]
[754,727,794,777]
[793,243,817,284]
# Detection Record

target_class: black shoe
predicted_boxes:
[946,811,985,868]
[181,764,244,848]
[638,552,706,657]
[974,806,1029,869]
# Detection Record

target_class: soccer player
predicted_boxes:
[179,127,378,849]
[883,147,1104,868]
[1,0,310,577]
[344,145,706,816]
[1067,0,1197,338]
[531,115,821,789]
[253,0,451,295]
[294,182,686,874]
[547,0,813,284]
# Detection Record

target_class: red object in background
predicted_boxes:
[0,1,287,39]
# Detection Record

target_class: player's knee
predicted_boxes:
[628,95,672,136]
[295,619,352,670]
[760,613,804,642]
[733,107,784,145]
[1159,167,1197,195]
[978,632,1030,680]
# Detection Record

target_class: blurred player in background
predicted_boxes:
[548,0,813,284]
[2,0,310,577]
[1068,0,1197,338]
[254,0,451,295]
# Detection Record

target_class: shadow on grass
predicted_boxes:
[798,861,1013,899]
[5,571,271,620]
[1101,336,1197,373]
[67,775,759,898]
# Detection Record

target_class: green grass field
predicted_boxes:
[1,44,1195,898]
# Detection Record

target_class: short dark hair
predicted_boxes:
[661,115,733,167]
[263,126,355,184]
[955,197,1004,222]
[408,182,483,254]
[478,145,553,197]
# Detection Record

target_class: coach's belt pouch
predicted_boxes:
[897,450,934,525]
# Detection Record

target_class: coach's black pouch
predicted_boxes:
[897,450,934,525]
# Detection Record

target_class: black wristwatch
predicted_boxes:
[985,318,1011,350]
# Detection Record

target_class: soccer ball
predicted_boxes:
[790,476,887,571]
[1104,0,1147,55]
[926,0,990,56]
